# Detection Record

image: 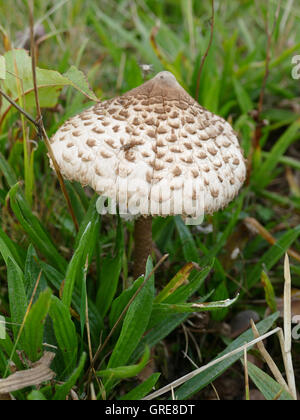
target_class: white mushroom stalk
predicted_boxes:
[49,71,246,277]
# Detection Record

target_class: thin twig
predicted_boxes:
[0,88,39,129]
[195,0,215,102]
[27,0,79,232]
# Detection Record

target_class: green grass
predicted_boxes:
[0,0,299,400]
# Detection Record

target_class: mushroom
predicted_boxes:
[49,71,246,277]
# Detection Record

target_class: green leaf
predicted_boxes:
[174,216,199,262]
[74,194,100,256]
[90,6,161,69]
[152,295,238,317]
[62,222,92,308]
[24,245,48,300]
[97,213,123,318]
[7,257,27,343]
[164,264,212,304]
[27,390,47,401]
[155,262,197,304]
[145,265,212,333]
[199,195,245,266]
[211,281,230,322]
[41,262,103,341]
[63,66,98,101]
[0,226,25,270]
[131,314,188,363]
[0,49,97,124]
[0,55,5,79]
[253,120,300,189]
[247,225,300,290]
[22,289,52,362]
[174,312,279,399]
[49,296,78,376]
[96,254,123,318]
[98,346,150,379]
[0,330,23,371]
[261,271,277,313]
[120,373,161,400]
[233,77,254,114]
[247,362,294,400]
[148,294,237,330]
[0,152,18,187]
[109,276,144,329]
[64,181,86,227]
[53,353,87,401]
[107,258,155,369]
[8,183,67,273]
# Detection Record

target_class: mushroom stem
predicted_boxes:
[133,216,153,278]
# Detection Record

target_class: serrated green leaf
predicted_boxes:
[63,66,98,101]
[0,49,97,125]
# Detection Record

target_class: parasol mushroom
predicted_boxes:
[49,71,246,278]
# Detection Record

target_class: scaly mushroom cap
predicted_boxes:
[49,71,246,217]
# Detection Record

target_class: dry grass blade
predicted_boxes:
[243,347,250,400]
[250,319,290,394]
[0,352,55,394]
[283,254,297,399]
[143,327,281,400]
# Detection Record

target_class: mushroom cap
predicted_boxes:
[49,71,246,217]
